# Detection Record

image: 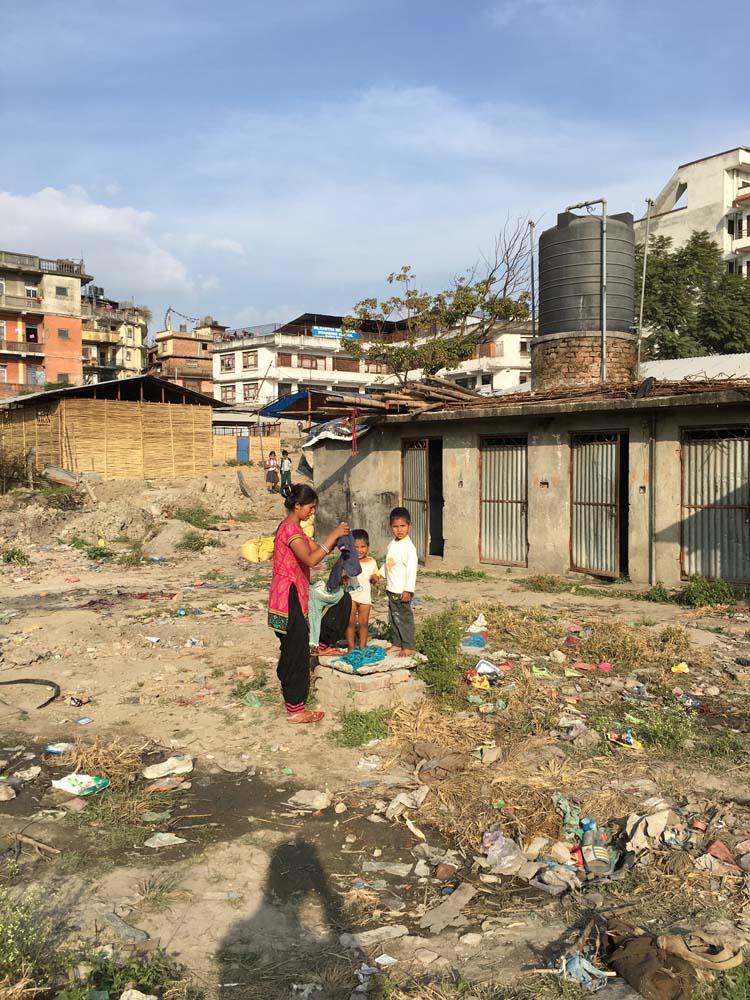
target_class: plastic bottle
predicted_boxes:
[580,818,611,874]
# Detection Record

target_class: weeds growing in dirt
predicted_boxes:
[633,705,697,752]
[68,536,115,561]
[331,708,390,746]
[416,608,465,694]
[678,574,739,608]
[0,889,58,985]
[0,449,30,495]
[514,573,744,609]
[175,505,222,530]
[705,959,750,1000]
[422,567,488,581]
[175,530,221,552]
[231,671,268,700]
[0,549,30,566]
[59,949,196,1000]
[137,872,184,913]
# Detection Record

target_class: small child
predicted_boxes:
[265,451,279,493]
[346,529,382,651]
[384,507,418,657]
[280,450,293,496]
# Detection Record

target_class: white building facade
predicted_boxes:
[635,147,750,274]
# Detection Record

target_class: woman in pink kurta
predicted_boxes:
[268,484,349,724]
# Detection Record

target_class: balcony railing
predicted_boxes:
[0,251,87,277]
[0,339,45,354]
[0,293,44,311]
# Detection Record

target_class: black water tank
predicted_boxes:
[538,211,635,336]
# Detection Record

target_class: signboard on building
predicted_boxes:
[311,325,359,341]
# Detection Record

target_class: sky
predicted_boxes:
[0,0,738,333]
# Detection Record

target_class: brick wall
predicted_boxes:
[531,332,637,389]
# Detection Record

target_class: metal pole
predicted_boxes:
[637,198,654,373]
[529,220,536,338]
[565,197,607,381]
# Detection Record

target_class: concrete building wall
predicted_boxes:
[312,402,750,587]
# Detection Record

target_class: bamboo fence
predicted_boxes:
[0,398,214,480]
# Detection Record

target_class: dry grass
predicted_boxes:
[0,977,44,1000]
[389,701,493,753]
[58,737,145,790]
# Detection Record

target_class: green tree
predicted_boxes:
[343,218,532,382]
[636,230,750,358]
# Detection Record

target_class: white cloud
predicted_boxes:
[0,186,191,301]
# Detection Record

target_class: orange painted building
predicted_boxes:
[0,250,92,399]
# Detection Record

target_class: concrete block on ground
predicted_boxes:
[313,664,426,711]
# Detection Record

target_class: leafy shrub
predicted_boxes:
[175,505,221,529]
[416,608,464,694]
[1,548,30,566]
[330,708,390,746]
[175,529,221,552]
[678,575,737,608]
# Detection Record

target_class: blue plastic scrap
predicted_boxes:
[561,954,609,993]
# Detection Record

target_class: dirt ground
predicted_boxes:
[1,465,749,999]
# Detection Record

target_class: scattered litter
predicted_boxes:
[0,786,16,801]
[51,774,110,796]
[607,730,644,751]
[671,661,689,674]
[419,882,476,934]
[362,861,413,877]
[76,717,94,726]
[142,755,194,780]
[13,765,41,782]
[45,742,75,755]
[241,692,261,708]
[103,912,149,944]
[289,789,332,810]
[144,832,187,849]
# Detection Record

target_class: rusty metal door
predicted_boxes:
[681,428,750,582]
[480,436,528,565]
[570,433,620,576]
[402,439,428,559]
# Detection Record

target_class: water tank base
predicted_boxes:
[531,331,638,390]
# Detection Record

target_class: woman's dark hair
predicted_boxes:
[284,483,318,511]
[389,506,411,524]
[352,529,369,545]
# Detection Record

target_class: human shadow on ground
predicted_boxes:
[217,838,354,1000]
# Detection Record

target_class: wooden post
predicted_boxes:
[139,401,145,479]
[104,399,108,480]
[192,408,197,475]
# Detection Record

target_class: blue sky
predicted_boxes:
[0,0,736,332]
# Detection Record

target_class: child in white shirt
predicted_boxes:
[384,507,418,657]
[346,529,382,651]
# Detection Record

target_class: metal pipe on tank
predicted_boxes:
[529,220,536,338]
[566,198,607,380]
[637,198,654,374]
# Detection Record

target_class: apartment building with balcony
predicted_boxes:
[0,250,92,398]
[635,147,750,274]
[147,316,227,394]
[440,321,533,393]
[212,313,394,405]
[81,286,150,384]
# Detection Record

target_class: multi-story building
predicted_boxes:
[147,315,226,394]
[212,313,393,405]
[81,286,150,383]
[440,321,533,393]
[0,250,92,398]
[635,147,750,274]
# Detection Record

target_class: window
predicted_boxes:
[25,326,39,343]
[519,373,529,384]
[55,286,69,297]
[243,383,258,401]
[0,321,5,338]
[201,342,209,351]
[519,339,529,355]
[456,377,471,388]
[481,374,492,386]
[57,327,70,339]
[0,279,4,295]
[186,360,199,368]
[242,350,258,369]
[729,218,736,237]
[126,328,133,340]
[25,286,37,299]
[300,354,324,369]
[277,352,292,366]
[126,351,132,360]
[739,218,744,240]
[0,365,6,383]
[747,263,750,277]
[220,384,236,403]
[57,373,69,383]
[728,261,736,274]
[220,354,235,372]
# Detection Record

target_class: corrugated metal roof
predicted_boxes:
[641,353,750,381]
